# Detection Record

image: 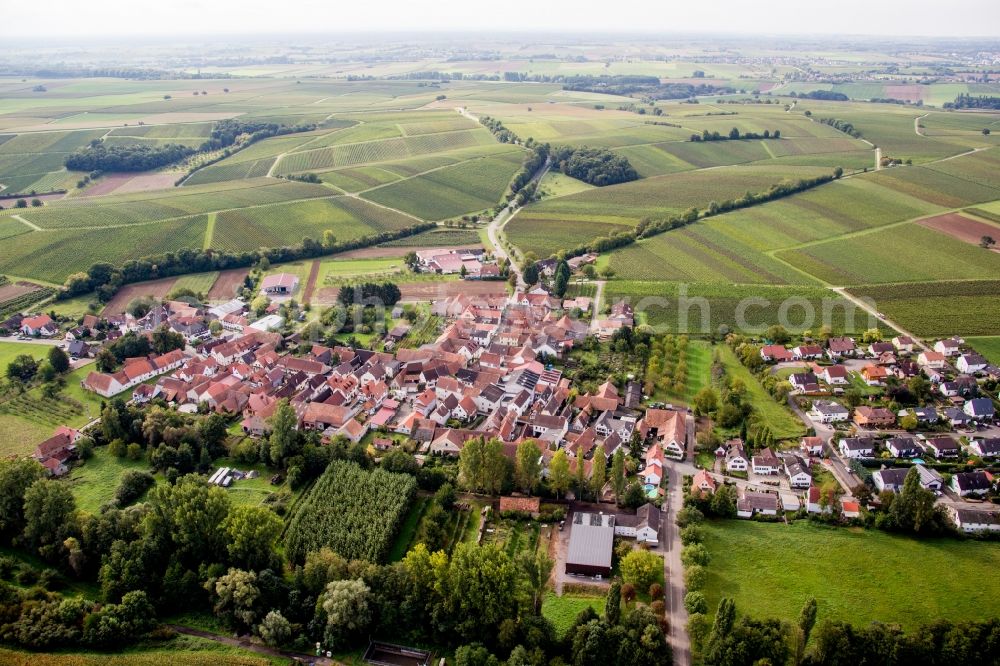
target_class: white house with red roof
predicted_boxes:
[21,314,59,337]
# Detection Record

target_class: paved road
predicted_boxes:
[167,624,341,665]
[663,460,692,666]
[486,158,551,290]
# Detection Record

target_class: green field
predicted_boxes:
[968,336,1000,365]
[848,280,1000,336]
[608,282,882,335]
[542,592,607,637]
[379,227,482,247]
[508,164,832,257]
[362,151,524,220]
[778,223,1000,285]
[67,447,155,514]
[701,520,1000,629]
[717,344,805,440]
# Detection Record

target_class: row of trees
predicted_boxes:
[690,127,781,142]
[58,222,435,302]
[945,93,1000,110]
[819,117,863,138]
[553,168,842,264]
[694,597,998,666]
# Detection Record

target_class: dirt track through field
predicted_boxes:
[334,244,483,260]
[918,212,1000,249]
[303,260,321,305]
[206,268,249,301]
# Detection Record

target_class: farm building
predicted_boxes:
[259,273,299,295]
[565,512,615,578]
[614,503,661,545]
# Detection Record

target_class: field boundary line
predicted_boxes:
[344,193,425,224]
[202,212,217,249]
[10,214,41,231]
[355,153,513,196]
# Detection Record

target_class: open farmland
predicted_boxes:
[916,211,1000,247]
[607,282,882,335]
[361,151,524,219]
[0,215,209,283]
[776,223,1000,285]
[507,164,832,257]
[848,280,1000,336]
[209,196,416,252]
[701,520,1000,629]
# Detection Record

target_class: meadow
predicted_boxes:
[968,336,1000,365]
[701,520,1000,629]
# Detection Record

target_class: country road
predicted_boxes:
[589,280,606,331]
[486,157,551,290]
[829,287,928,351]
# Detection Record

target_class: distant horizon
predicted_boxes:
[5,0,1000,41]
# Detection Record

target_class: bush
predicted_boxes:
[676,506,704,528]
[679,525,704,545]
[649,583,664,600]
[620,549,661,591]
[683,565,706,591]
[114,470,155,506]
[681,544,710,567]
[684,591,708,614]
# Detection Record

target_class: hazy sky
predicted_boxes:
[11,0,1000,38]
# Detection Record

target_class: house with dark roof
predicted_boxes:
[614,504,661,545]
[951,471,993,497]
[969,438,1000,458]
[736,490,780,518]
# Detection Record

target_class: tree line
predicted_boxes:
[561,75,733,99]
[65,141,196,172]
[818,117,863,139]
[944,93,1000,110]
[788,90,850,101]
[552,168,842,262]
[57,222,435,303]
[690,128,781,142]
[692,597,998,666]
[67,119,317,174]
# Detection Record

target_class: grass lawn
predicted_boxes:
[701,520,1000,629]
[717,344,805,441]
[542,591,606,637]
[212,455,292,507]
[43,292,100,318]
[67,447,154,514]
[388,495,430,562]
[968,336,1000,365]
[0,634,283,665]
[0,340,50,369]
[536,172,595,199]
[319,257,406,284]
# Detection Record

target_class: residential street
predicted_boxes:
[663,460,693,666]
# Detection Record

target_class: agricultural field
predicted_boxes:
[285,460,416,563]
[508,164,832,257]
[607,282,884,335]
[848,280,1000,336]
[776,223,1000,285]
[210,196,415,253]
[379,227,482,247]
[363,151,524,220]
[701,520,1000,629]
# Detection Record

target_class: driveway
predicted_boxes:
[662,461,691,666]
